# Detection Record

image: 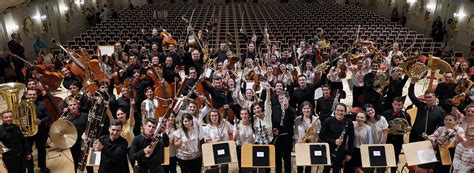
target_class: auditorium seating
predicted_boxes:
[60,2,441,57]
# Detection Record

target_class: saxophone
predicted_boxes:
[301,118,320,143]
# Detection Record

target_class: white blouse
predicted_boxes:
[366,116,389,144]
[203,121,231,142]
[173,128,201,160]
[234,123,254,146]
[294,115,321,143]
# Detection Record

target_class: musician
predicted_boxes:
[60,66,82,90]
[141,87,158,122]
[163,113,178,173]
[384,68,409,110]
[279,50,292,65]
[7,33,26,83]
[311,28,324,45]
[301,61,315,85]
[162,56,181,85]
[319,103,354,173]
[363,60,384,113]
[94,119,129,173]
[276,63,293,87]
[315,84,335,123]
[327,58,346,95]
[240,28,263,50]
[240,43,258,63]
[65,98,88,171]
[142,28,163,52]
[382,96,412,168]
[300,46,315,65]
[294,101,320,173]
[252,88,273,142]
[173,113,202,173]
[61,81,89,113]
[289,75,319,111]
[347,59,369,107]
[325,44,340,67]
[385,42,402,70]
[111,85,132,117]
[203,110,231,172]
[183,49,204,76]
[435,72,458,112]
[130,118,169,173]
[422,113,465,173]
[124,55,144,80]
[260,81,285,106]
[24,89,51,173]
[346,111,372,173]
[234,109,255,171]
[181,67,200,102]
[0,110,32,173]
[271,92,296,173]
[460,104,474,132]
[452,125,474,173]
[212,42,231,63]
[408,79,446,143]
[200,76,233,109]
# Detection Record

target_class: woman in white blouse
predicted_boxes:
[348,111,373,173]
[252,87,273,143]
[234,108,255,172]
[294,101,321,173]
[301,61,316,85]
[365,104,389,144]
[347,59,369,107]
[203,110,232,172]
[173,113,202,173]
[276,63,293,87]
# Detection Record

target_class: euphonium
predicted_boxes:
[0,82,38,137]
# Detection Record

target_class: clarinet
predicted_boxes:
[334,122,348,155]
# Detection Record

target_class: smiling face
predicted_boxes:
[334,104,346,121]
[444,115,456,128]
[356,112,366,123]
[144,121,157,136]
[302,105,311,116]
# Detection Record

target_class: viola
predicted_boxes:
[226,55,240,71]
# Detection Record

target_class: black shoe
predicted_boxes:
[40,167,51,173]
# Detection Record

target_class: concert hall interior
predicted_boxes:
[1,0,474,172]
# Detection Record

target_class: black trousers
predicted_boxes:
[387,134,403,173]
[138,166,164,173]
[178,157,202,173]
[26,126,49,171]
[236,146,269,173]
[323,147,346,173]
[3,153,27,173]
[163,156,178,173]
[274,134,292,173]
[297,166,311,173]
[352,86,364,107]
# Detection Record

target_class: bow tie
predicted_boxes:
[145,135,153,140]
[72,112,81,117]
[4,124,14,130]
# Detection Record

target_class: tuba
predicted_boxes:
[0,82,38,137]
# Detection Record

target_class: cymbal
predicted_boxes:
[49,120,78,149]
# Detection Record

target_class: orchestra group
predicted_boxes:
[1,15,474,173]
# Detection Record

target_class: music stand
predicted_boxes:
[360,144,396,172]
[402,141,438,168]
[241,144,275,172]
[202,141,237,172]
[295,143,331,167]
[162,147,170,165]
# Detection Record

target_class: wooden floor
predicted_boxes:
[0,70,432,173]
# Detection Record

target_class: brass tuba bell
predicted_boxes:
[0,82,38,137]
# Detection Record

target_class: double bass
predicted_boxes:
[154,66,176,118]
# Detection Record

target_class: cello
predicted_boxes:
[218,89,235,124]
[154,66,176,118]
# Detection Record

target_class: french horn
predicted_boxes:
[389,118,409,135]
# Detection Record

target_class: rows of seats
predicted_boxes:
[61,2,442,56]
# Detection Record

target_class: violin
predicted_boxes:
[218,90,235,125]
[226,55,240,71]
[124,77,137,99]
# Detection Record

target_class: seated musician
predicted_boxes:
[319,103,355,173]
[0,110,32,173]
[129,118,169,173]
[93,119,129,173]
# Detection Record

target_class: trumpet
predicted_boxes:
[0,142,11,154]
[313,60,331,73]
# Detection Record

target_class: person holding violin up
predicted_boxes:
[200,75,234,110]
[435,72,458,113]
[142,28,164,52]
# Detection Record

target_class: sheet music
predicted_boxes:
[417,149,437,164]
[98,46,114,56]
